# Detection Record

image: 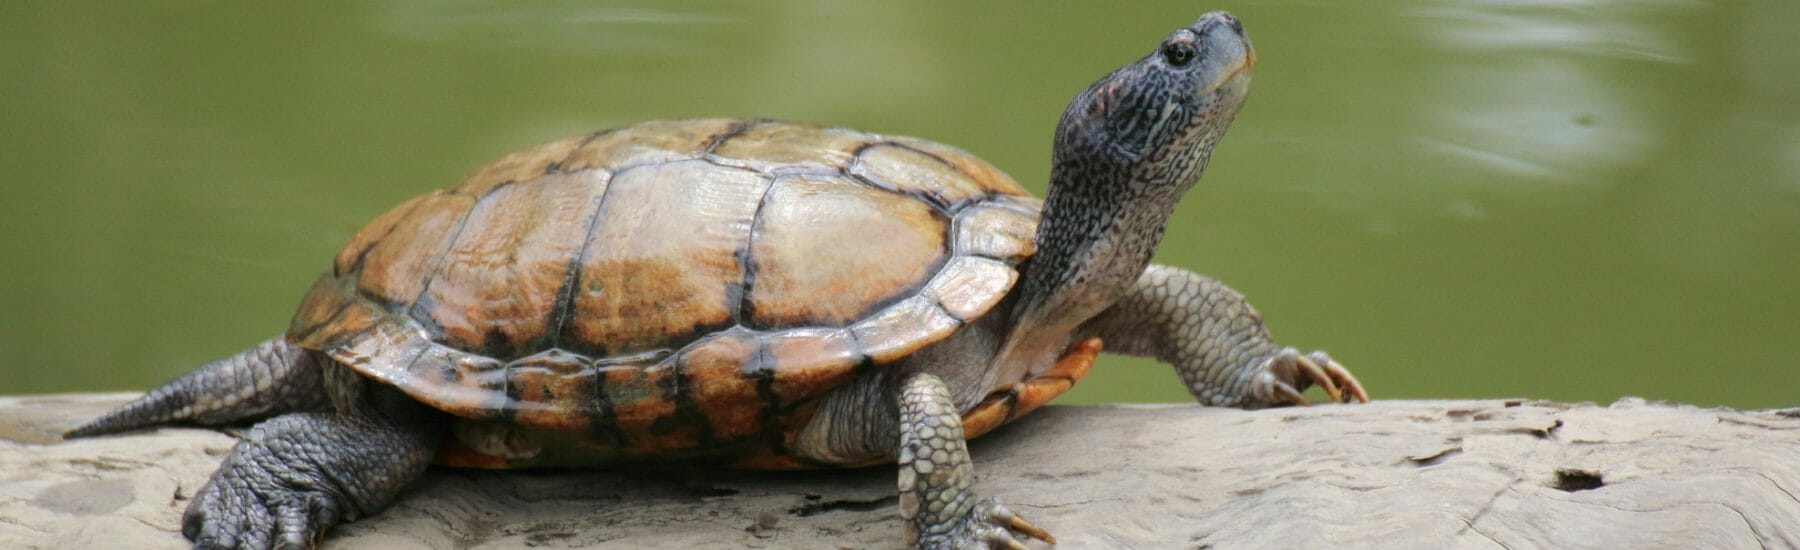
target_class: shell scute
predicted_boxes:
[423,170,612,354]
[289,275,366,347]
[453,136,587,197]
[597,362,703,453]
[746,173,946,329]
[708,122,873,174]
[333,194,430,277]
[561,119,743,171]
[679,333,767,442]
[565,160,768,356]
[889,136,1029,197]
[922,256,1016,322]
[505,350,595,432]
[849,296,961,364]
[764,329,864,406]
[954,199,1041,262]
[354,191,474,306]
[850,144,991,211]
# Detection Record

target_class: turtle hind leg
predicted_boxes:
[64,335,328,439]
[183,389,442,549]
[898,373,1053,549]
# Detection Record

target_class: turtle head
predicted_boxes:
[1011,12,1255,334]
[1051,10,1254,200]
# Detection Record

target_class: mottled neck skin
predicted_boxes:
[999,12,1255,378]
[1017,102,1237,331]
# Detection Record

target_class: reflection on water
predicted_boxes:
[1415,1,1685,183]
[1,1,1795,408]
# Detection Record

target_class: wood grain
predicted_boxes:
[4,395,1795,549]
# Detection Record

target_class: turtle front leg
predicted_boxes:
[898,373,1053,549]
[184,385,442,549]
[1081,264,1369,408]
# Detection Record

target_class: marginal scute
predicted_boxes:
[954,200,1040,262]
[850,296,962,364]
[765,328,864,405]
[921,256,1017,322]
[678,333,765,441]
[567,160,768,355]
[851,144,991,211]
[504,350,595,432]
[748,173,947,329]
[599,362,701,453]
[402,343,507,420]
[289,277,512,422]
[326,317,428,390]
[561,119,743,171]
[709,123,873,173]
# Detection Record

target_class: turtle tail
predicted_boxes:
[64,335,329,439]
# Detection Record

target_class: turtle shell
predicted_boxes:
[287,119,1040,460]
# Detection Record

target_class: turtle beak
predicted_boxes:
[1204,12,1254,67]
[1194,11,1254,94]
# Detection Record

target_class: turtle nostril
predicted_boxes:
[1196,12,1246,37]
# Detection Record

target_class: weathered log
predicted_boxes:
[1,393,1795,549]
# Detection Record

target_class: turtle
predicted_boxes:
[68,11,1368,550]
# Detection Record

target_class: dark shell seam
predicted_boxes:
[341,196,429,278]
[546,166,624,350]
[733,171,780,326]
[403,180,515,328]
[884,141,996,215]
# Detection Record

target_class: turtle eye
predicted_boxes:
[1162,42,1197,67]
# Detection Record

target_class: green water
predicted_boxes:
[2,2,1796,409]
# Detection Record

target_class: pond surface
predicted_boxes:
[3,1,1796,408]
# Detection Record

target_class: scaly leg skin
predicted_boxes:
[185,394,441,550]
[1081,264,1369,408]
[898,373,1053,550]
[65,336,328,438]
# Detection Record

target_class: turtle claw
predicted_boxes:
[910,495,1053,549]
[1267,379,1310,406]
[1305,350,1370,403]
[1004,511,1054,544]
[1253,348,1370,407]
[954,497,1053,550]
[1293,354,1342,403]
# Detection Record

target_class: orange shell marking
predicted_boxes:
[960,337,1101,440]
